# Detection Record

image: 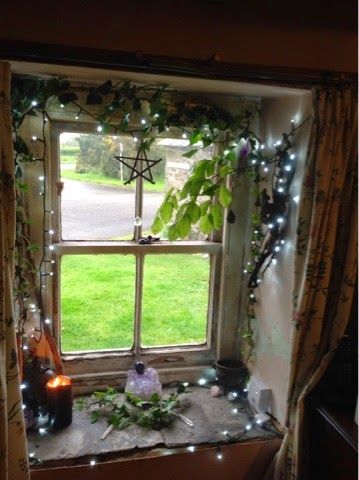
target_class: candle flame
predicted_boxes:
[47,375,71,388]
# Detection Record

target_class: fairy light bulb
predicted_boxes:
[45,318,51,324]
[293,195,300,203]
[31,136,37,141]
[274,246,281,252]
[272,258,278,265]
[60,104,65,109]
[97,125,103,132]
[268,223,274,229]
[278,187,284,193]
[245,424,252,431]
[198,378,206,386]
[38,176,45,181]
[133,137,138,143]
[182,132,187,139]
[141,118,146,125]
[216,449,223,460]
[31,100,38,106]
[90,459,96,466]
[276,217,284,224]
[284,165,292,172]
[290,154,296,160]
[187,446,195,452]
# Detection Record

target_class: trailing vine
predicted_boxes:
[11,74,308,367]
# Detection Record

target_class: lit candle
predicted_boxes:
[46,375,73,429]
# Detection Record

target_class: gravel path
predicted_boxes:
[61,179,163,239]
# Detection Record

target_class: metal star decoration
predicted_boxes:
[114,147,162,185]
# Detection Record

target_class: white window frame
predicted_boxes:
[49,121,233,388]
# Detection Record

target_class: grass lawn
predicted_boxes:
[61,254,209,352]
[61,169,165,193]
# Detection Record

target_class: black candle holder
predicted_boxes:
[46,375,73,429]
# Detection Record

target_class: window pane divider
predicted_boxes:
[134,254,144,355]
[55,241,222,255]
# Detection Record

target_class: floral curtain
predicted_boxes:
[0,61,29,479]
[274,85,358,479]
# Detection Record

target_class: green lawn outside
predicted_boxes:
[60,168,165,193]
[61,254,209,352]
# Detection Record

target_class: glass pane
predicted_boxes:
[61,254,135,352]
[141,254,210,347]
[60,132,138,240]
[143,138,212,240]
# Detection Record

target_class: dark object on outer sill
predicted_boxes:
[138,235,160,245]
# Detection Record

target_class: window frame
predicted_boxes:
[49,121,225,384]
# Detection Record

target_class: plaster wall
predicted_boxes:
[0,1,357,73]
[250,93,312,425]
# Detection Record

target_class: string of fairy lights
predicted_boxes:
[28,377,277,466]
[12,78,307,468]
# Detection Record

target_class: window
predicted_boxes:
[50,122,222,380]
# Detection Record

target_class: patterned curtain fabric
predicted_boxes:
[0,61,29,480]
[274,85,358,479]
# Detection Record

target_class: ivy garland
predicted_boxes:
[11,75,308,362]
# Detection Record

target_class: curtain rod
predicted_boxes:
[0,40,356,89]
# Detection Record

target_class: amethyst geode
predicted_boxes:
[125,362,162,400]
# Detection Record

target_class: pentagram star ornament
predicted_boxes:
[115,147,162,185]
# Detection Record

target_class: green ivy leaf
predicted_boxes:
[151,216,164,234]
[58,92,78,105]
[167,224,179,241]
[177,214,191,238]
[90,410,101,423]
[220,165,234,176]
[96,80,113,95]
[210,204,223,229]
[202,137,213,148]
[218,185,232,208]
[190,130,202,145]
[186,202,201,223]
[200,214,213,234]
[200,200,211,215]
[182,148,198,158]
[160,202,173,223]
